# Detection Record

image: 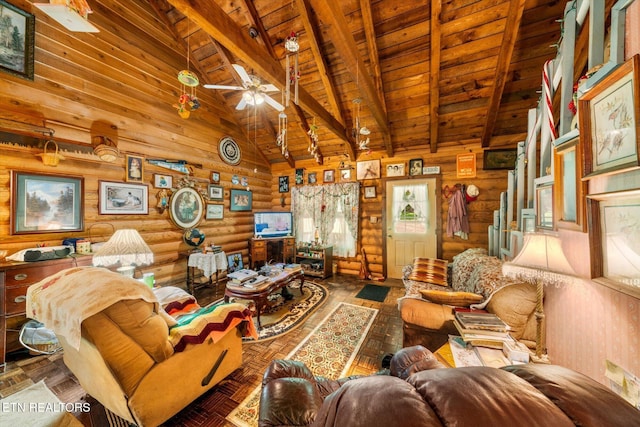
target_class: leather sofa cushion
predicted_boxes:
[486,283,536,341]
[419,289,483,307]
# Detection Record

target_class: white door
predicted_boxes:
[385,178,438,279]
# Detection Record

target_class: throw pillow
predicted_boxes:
[486,283,537,340]
[408,258,449,287]
[419,289,484,307]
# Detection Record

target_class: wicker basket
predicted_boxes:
[37,140,65,166]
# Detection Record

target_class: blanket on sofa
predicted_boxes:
[26,267,159,350]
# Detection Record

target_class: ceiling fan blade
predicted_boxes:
[235,97,248,110]
[264,94,285,112]
[232,64,253,86]
[261,84,279,93]
[203,84,245,90]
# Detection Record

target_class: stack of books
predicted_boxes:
[284,263,302,272]
[453,311,512,349]
[227,269,269,288]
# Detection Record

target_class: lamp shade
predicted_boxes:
[92,229,153,267]
[503,233,576,285]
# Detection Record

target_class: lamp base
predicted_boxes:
[116,265,135,278]
[530,353,551,364]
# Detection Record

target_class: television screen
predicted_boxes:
[254,212,293,238]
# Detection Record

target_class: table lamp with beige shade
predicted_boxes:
[502,233,576,363]
[92,229,153,277]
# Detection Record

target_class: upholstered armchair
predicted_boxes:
[26,267,256,427]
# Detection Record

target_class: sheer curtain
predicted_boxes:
[291,183,359,257]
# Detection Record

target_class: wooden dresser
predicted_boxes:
[249,237,296,268]
[0,255,92,366]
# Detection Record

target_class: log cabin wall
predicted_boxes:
[271,144,508,277]
[0,0,271,287]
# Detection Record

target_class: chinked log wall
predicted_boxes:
[0,0,269,288]
[0,1,509,287]
[271,149,509,278]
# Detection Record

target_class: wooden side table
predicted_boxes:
[184,251,227,296]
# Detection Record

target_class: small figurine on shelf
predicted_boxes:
[314,227,320,246]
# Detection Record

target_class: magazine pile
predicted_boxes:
[453,311,513,349]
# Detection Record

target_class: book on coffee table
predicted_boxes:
[228,269,258,283]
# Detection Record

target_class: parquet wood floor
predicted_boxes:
[0,274,405,426]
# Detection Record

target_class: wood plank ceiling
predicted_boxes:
[141,0,566,165]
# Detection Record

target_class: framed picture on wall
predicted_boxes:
[483,149,518,170]
[553,130,586,231]
[205,204,224,220]
[534,177,553,230]
[356,159,381,180]
[386,163,405,177]
[308,172,317,184]
[154,174,172,188]
[211,171,220,183]
[11,171,84,234]
[0,1,35,80]
[364,186,376,199]
[99,180,148,215]
[579,54,640,179]
[126,154,144,182]
[409,159,423,176]
[168,186,204,229]
[279,176,289,192]
[208,184,224,201]
[323,169,335,183]
[587,189,640,299]
[230,189,252,211]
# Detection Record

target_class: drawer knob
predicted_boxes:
[14,295,27,303]
[14,273,28,281]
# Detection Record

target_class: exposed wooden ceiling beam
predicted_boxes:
[310,0,392,157]
[166,0,349,154]
[480,0,526,147]
[298,0,344,126]
[429,0,441,153]
[359,0,385,109]
[238,0,320,164]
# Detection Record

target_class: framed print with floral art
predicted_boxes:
[579,54,640,178]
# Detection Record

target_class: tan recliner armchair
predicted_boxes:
[26,267,254,427]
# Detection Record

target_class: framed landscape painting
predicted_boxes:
[11,171,84,234]
[0,1,35,80]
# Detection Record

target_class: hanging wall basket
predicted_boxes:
[37,140,65,166]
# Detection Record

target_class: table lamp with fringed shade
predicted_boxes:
[92,229,153,277]
[502,233,576,363]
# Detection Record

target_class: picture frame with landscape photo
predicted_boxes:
[483,149,518,170]
[587,189,640,299]
[205,203,224,220]
[11,171,84,234]
[579,54,640,179]
[99,180,148,215]
[0,1,35,80]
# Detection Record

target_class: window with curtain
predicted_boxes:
[291,183,359,257]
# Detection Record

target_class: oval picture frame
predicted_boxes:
[168,186,205,229]
[219,136,241,165]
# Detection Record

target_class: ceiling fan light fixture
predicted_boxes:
[93,136,119,162]
[359,126,370,135]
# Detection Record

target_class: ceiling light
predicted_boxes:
[93,136,119,162]
[244,91,265,105]
[34,3,99,33]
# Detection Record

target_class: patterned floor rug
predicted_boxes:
[233,280,328,342]
[226,302,379,427]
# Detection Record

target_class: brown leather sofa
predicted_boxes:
[258,346,640,427]
[399,248,538,351]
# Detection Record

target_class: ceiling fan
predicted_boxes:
[204,64,284,112]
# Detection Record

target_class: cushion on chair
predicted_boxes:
[419,289,484,307]
[485,283,537,341]
[101,299,174,362]
[407,258,448,286]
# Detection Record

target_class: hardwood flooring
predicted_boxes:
[0,274,405,426]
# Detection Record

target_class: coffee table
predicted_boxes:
[224,270,304,329]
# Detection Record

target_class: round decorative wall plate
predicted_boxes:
[219,136,241,165]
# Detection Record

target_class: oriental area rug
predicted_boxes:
[230,280,328,342]
[226,302,379,427]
